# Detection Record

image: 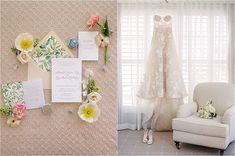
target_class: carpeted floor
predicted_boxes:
[118,130,235,155]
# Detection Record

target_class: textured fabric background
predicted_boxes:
[0,0,117,155]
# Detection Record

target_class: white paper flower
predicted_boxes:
[87,92,102,104]
[95,34,110,48]
[15,33,34,52]
[84,68,94,78]
[6,117,21,127]
[17,51,31,64]
[78,103,100,123]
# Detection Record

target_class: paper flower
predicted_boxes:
[16,51,31,64]
[15,33,34,52]
[95,34,110,48]
[87,92,102,104]
[7,117,21,127]
[78,103,100,123]
[12,102,26,120]
[87,15,100,29]
[84,68,94,78]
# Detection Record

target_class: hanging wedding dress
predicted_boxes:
[137,15,187,132]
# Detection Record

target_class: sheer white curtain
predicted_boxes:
[118,0,234,130]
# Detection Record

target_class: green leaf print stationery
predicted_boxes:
[31,31,73,72]
[2,82,24,106]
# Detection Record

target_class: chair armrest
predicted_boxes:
[176,102,198,118]
[222,105,235,141]
[222,105,235,124]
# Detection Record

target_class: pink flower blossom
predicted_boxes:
[87,15,100,29]
[13,102,26,120]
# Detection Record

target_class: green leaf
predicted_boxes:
[102,16,110,37]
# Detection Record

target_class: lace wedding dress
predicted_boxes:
[137,15,187,130]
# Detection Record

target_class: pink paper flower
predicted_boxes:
[13,102,26,120]
[87,15,100,29]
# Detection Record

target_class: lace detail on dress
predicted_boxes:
[137,15,187,99]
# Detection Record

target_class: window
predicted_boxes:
[119,7,229,107]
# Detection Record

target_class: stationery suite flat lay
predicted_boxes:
[0,15,112,127]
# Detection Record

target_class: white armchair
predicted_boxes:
[172,82,235,155]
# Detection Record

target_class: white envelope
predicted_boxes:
[28,61,51,89]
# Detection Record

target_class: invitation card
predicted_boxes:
[78,31,99,61]
[52,58,82,103]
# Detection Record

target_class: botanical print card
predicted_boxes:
[2,80,45,109]
[22,80,45,109]
[2,82,25,106]
[78,31,99,61]
[31,31,74,72]
[28,31,74,89]
[52,58,82,103]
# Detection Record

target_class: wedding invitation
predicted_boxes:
[52,58,82,103]
[78,31,99,60]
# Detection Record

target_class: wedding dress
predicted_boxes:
[137,15,187,131]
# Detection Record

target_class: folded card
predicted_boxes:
[2,80,45,109]
[52,58,82,103]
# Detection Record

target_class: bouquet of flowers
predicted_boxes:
[197,100,217,119]
[87,15,112,68]
[0,102,26,127]
[11,33,39,64]
[78,69,101,123]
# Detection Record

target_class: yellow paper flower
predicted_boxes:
[17,51,31,64]
[78,103,100,123]
[6,117,21,127]
[15,33,34,52]
[87,92,102,104]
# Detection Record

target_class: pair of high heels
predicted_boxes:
[143,129,153,145]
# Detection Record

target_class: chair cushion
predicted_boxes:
[172,115,229,138]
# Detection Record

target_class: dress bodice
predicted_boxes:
[154,15,172,29]
[151,15,173,50]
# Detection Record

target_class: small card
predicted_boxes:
[52,58,82,103]
[22,80,45,109]
[78,31,99,61]
[2,80,45,109]
[2,82,25,106]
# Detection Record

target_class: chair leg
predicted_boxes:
[174,141,180,150]
[219,149,224,156]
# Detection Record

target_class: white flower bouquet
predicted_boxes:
[197,100,217,119]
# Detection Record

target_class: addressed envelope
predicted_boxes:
[28,61,51,89]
